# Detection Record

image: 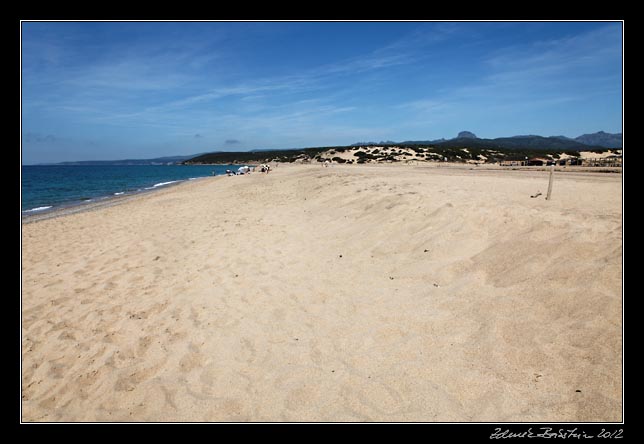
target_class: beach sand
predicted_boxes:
[21,163,622,422]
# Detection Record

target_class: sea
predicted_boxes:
[21,164,245,214]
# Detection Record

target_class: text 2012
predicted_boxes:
[490,427,623,439]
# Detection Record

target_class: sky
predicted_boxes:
[21,21,623,164]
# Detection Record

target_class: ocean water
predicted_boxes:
[21,164,245,214]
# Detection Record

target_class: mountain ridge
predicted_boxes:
[34,131,621,165]
[34,153,212,166]
[397,131,621,150]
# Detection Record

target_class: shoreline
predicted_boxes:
[21,174,221,225]
[22,163,622,224]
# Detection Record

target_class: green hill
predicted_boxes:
[183,147,333,164]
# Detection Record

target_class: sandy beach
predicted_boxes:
[21,163,622,422]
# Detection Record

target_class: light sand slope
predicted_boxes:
[21,164,622,422]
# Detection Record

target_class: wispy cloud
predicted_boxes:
[27,43,396,134]
[398,24,621,112]
[24,22,453,136]
[485,24,621,71]
[23,132,57,144]
[22,22,622,161]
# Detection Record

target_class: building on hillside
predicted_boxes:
[555,157,583,166]
[500,160,527,166]
[527,157,554,166]
[581,155,622,167]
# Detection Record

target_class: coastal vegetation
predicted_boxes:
[182,144,619,165]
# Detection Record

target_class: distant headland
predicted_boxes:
[36,131,622,166]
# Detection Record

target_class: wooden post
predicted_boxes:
[546,164,554,200]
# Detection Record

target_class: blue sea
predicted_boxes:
[21,164,244,214]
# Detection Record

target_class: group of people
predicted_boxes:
[223,165,252,176]
[221,164,271,176]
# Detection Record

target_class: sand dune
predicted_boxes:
[21,163,622,422]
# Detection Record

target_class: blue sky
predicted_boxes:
[21,21,623,164]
